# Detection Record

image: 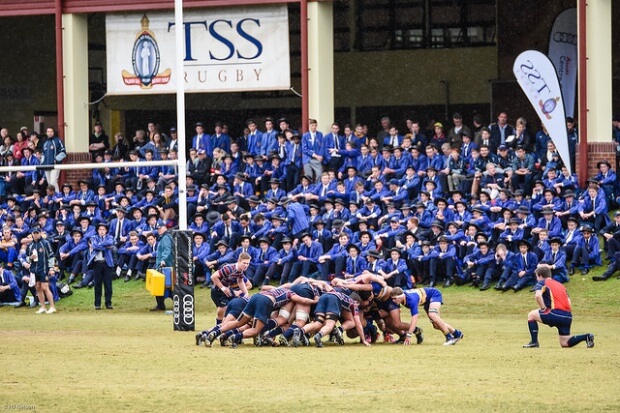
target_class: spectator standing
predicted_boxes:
[302,119,324,183]
[89,121,109,161]
[25,227,57,314]
[447,112,470,149]
[42,127,67,191]
[88,222,115,310]
[152,223,173,311]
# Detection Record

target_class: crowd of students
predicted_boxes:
[0,112,618,316]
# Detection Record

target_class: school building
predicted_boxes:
[0,0,617,182]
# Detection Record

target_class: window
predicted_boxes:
[339,0,496,52]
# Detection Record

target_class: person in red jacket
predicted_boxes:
[523,266,594,348]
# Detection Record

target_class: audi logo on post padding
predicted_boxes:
[173,295,180,324]
[183,295,195,325]
[552,31,577,45]
[172,294,195,326]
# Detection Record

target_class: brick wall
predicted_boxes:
[59,152,92,187]
[576,142,616,183]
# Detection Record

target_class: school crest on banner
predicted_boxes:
[121,14,171,88]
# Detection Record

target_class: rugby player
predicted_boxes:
[390,287,464,345]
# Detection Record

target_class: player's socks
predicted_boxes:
[528,320,538,343]
[445,333,454,341]
[268,326,284,338]
[231,332,243,343]
[216,318,222,325]
[283,325,297,340]
[222,328,239,339]
[453,329,463,338]
[261,318,278,334]
[567,334,588,347]
[316,332,324,339]
[209,325,222,337]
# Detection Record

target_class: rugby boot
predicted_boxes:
[204,331,217,348]
[414,327,424,345]
[333,327,345,345]
[443,334,456,346]
[292,329,301,347]
[452,330,464,344]
[262,336,276,347]
[313,333,323,348]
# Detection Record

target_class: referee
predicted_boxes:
[524,266,594,348]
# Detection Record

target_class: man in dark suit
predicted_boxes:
[89,222,115,310]
[488,112,515,150]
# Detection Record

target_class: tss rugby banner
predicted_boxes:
[106,6,290,94]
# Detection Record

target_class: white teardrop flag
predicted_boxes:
[513,50,571,174]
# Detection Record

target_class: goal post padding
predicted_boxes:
[172,230,195,331]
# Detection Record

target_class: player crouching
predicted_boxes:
[390,287,464,346]
[301,290,371,348]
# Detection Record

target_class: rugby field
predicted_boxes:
[1,272,619,412]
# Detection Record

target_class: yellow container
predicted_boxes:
[146,269,166,296]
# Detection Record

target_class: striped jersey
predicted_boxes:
[218,263,246,288]
[262,287,295,309]
[328,291,359,316]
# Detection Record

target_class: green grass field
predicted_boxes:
[1,269,619,412]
